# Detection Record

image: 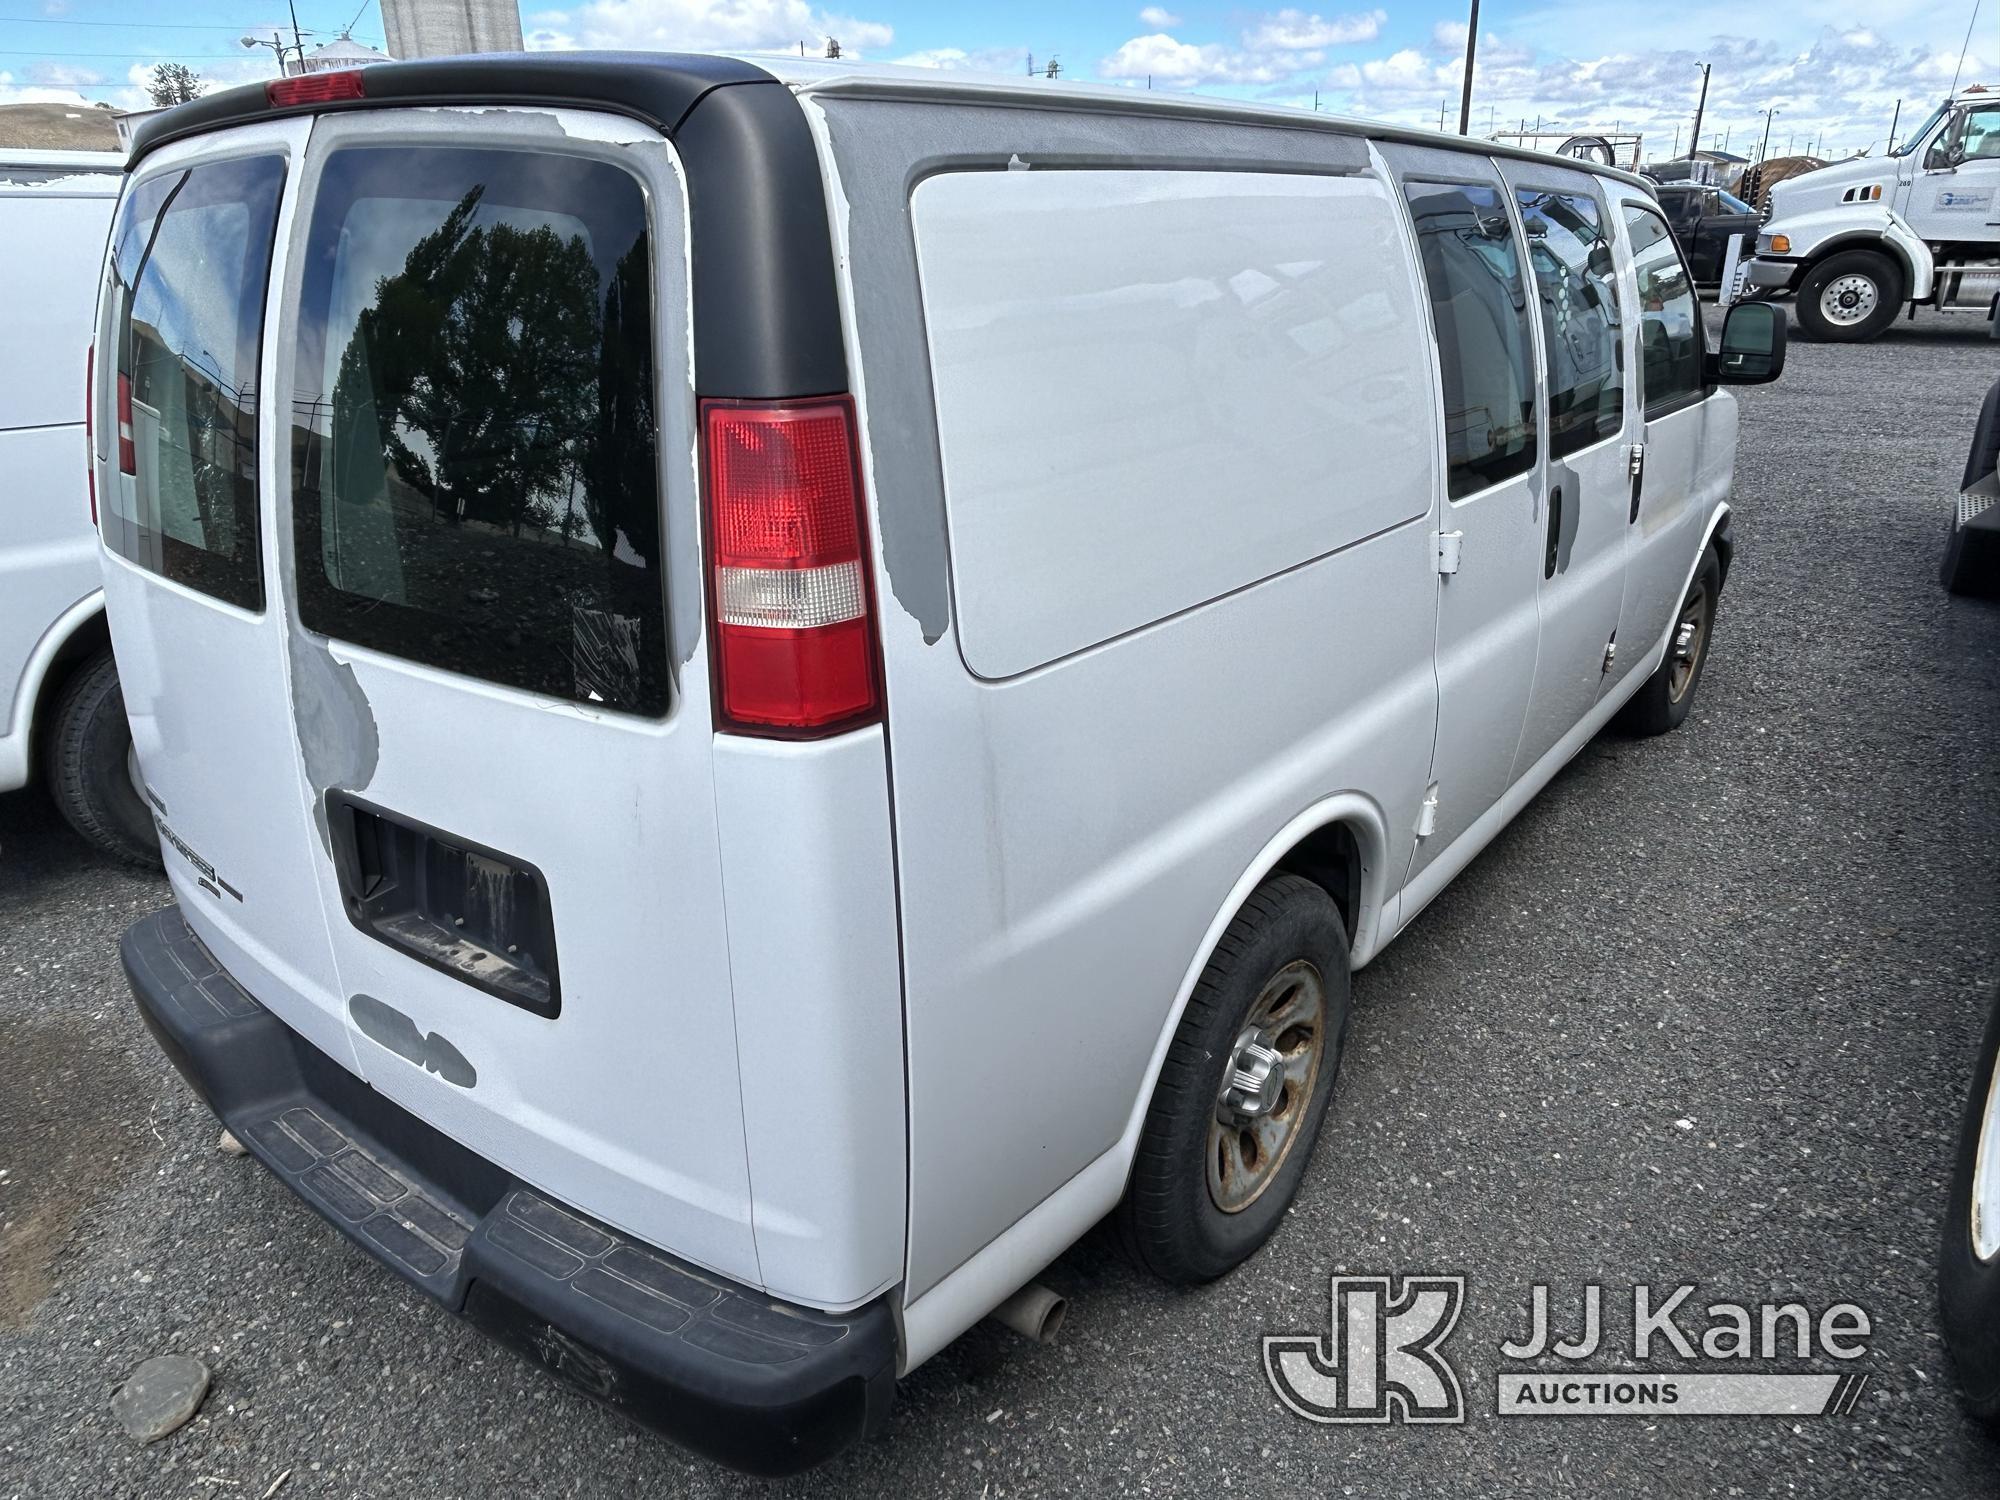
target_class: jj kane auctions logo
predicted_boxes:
[1264,1276,1874,1423]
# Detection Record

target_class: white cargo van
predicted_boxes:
[102,55,1784,1473]
[0,148,156,861]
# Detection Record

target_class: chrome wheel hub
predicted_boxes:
[1207,959,1327,1214]
[1219,1029,1287,1121]
[1819,274,1877,326]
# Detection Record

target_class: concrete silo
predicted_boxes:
[380,0,525,60]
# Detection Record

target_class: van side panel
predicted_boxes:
[0,179,117,788]
[816,98,1442,1301]
[914,168,1434,680]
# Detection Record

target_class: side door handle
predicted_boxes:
[1628,443,1646,523]
[1544,483,1563,578]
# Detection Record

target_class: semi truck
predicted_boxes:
[1745,87,2000,341]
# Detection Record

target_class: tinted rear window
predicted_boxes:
[291,146,665,715]
[105,155,286,610]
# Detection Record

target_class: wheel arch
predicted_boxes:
[1801,233,1925,303]
[2,591,107,789]
[1115,794,1393,1177]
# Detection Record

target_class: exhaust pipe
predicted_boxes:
[988,1281,1067,1345]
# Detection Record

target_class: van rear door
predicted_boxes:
[96,120,363,1073]
[98,108,762,1285]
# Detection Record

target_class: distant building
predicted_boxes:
[380,0,524,60]
[292,36,394,74]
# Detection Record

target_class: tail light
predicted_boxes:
[85,343,97,524]
[266,71,364,107]
[700,397,881,735]
[116,371,136,475]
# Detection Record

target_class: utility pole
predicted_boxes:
[1688,60,1711,160]
[1455,0,1480,135]
[287,0,307,70]
[1439,97,1447,131]
[1672,123,1680,155]
[1757,105,1779,164]
[1887,97,1902,153]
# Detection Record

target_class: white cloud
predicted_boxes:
[1241,9,1385,50]
[0,72,92,106]
[1100,7,1384,88]
[1325,22,1988,157]
[526,0,892,58]
[1138,5,1181,25]
[1099,32,1301,86]
[892,45,1034,74]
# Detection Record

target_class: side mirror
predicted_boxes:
[1708,300,1787,385]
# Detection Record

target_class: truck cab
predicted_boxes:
[1654,182,1759,286]
[1746,87,2000,340]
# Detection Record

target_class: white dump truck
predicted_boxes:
[1745,87,2000,341]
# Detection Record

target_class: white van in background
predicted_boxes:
[100,56,1785,1474]
[0,147,154,863]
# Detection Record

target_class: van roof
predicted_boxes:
[128,50,1649,190]
[764,55,1653,185]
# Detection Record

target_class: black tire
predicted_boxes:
[1794,249,1903,343]
[44,648,159,867]
[1615,547,1722,737]
[1941,989,2000,1423]
[1116,873,1352,1284]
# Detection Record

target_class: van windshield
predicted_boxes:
[290,145,666,715]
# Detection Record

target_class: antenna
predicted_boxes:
[1951,0,1984,96]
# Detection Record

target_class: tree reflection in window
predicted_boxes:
[292,149,666,715]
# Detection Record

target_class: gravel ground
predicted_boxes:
[3,309,1999,1499]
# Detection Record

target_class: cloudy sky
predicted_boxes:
[1,0,1991,158]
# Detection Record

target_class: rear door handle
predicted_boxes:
[1544,483,1564,578]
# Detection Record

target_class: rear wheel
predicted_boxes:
[1795,249,1903,343]
[45,648,159,867]
[1115,873,1351,1284]
[1615,547,1721,737]
[1942,989,2000,1423]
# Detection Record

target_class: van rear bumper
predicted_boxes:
[120,905,897,1477]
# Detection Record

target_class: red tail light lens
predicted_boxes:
[266,71,365,107]
[701,397,881,735]
[85,343,97,524]
[115,371,136,475]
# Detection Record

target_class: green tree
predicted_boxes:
[147,63,202,108]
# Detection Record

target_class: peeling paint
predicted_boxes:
[350,993,477,1088]
[287,626,378,854]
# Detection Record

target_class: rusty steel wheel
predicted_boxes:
[1115,873,1352,1285]
[1615,546,1722,738]
[1666,579,1711,705]
[1207,960,1326,1214]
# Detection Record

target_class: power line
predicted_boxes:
[1,47,381,58]
[0,15,284,27]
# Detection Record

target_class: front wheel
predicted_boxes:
[1615,547,1721,737]
[1942,989,2000,1422]
[1795,249,1903,343]
[1115,873,1352,1285]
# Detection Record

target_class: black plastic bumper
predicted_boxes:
[121,906,897,1477]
